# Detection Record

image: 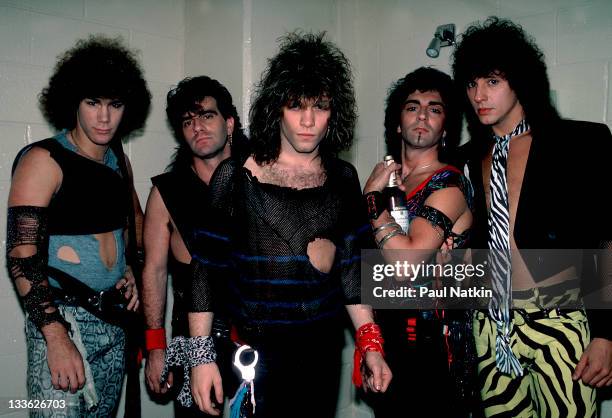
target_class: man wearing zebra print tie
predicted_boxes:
[453,16,612,418]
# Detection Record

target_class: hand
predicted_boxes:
[363,161,401,194]
[573,337,612,387]
[436,237,455,264]
[44,325,86,393]
[145,348,173,394]
[116,267,139,311]
[361,351,392,393]
[191,362,223,415]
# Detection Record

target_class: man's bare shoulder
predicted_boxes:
[145,185,170,218]
[10,146,62,206]
[14,145,57,171]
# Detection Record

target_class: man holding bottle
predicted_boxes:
[363,67,476,417]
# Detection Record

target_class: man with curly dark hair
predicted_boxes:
[142,75,245,416]
[453,17,612,417]
[363,67,475,417]
[7,35,150,417]
[186,32,391,417]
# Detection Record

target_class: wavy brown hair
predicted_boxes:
[165,75,248,170]
[249,31,356,167]
[452,17,559,157]
[384,67,461,163]
[39,35,151,140]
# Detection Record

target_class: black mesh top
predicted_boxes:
[190,157,370,336]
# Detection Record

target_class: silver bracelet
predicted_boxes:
[377,229,406,249]
[372,221,402,236]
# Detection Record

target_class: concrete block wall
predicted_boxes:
[0,1,183,417]
[1,0,612,417]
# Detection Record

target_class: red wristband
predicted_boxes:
[145,328,167,351]
[352,322,385,387]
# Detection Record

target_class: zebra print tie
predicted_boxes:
[488,119,529,376]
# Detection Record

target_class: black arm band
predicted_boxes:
[6,206,69,331]
[415,205,453,239]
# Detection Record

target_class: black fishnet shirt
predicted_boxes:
[190,158,369,336]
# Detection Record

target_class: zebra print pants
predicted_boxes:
[474,309,596,417]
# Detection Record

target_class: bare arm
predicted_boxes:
[188,311,223,415]
[364,161,470,268]
[8,147,85,393]
[142,187,171,330]
[112,155,141,311]
[346,304,392,393]
[124,155,144,249]
[142,186,172,393]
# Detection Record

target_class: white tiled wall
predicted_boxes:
[1,1,612,417]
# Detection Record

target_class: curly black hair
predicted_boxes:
[452,17,559,155]
[39,34,151,140]
[249,31,356,167]
[166,75,248,170]
[384,67,461,163]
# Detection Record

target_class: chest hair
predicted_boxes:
[260,164,327,189]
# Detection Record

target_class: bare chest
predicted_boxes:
[258,165,326,189]
[483,135,532,232]
[403,171,437,197]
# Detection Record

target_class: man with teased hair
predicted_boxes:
[453,16,612,417]
[363,67,474,417]
[7,35,150,417]
[142,75,245,416]
[187,32,391,417]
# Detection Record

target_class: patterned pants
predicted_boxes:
[474,309,596,417]
[26,306,126,417]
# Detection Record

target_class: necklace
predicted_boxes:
[401,161,438,182]
[68,131,107,163]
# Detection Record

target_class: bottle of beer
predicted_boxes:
[383,155,409,232]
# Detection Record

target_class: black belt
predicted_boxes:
[48,266,131,325]
[514,307,582,322]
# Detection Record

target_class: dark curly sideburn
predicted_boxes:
[39,34,151,140]
[165,76,248,170]
[452,17,560,155]
[384,67,461,163]
[249,31,356,167]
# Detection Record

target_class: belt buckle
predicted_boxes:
[88,290,105,312]
[521,307,560,322]
[62,293,78,305]
[546,307,561,318]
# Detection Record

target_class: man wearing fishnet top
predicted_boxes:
[186,32,392,418]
